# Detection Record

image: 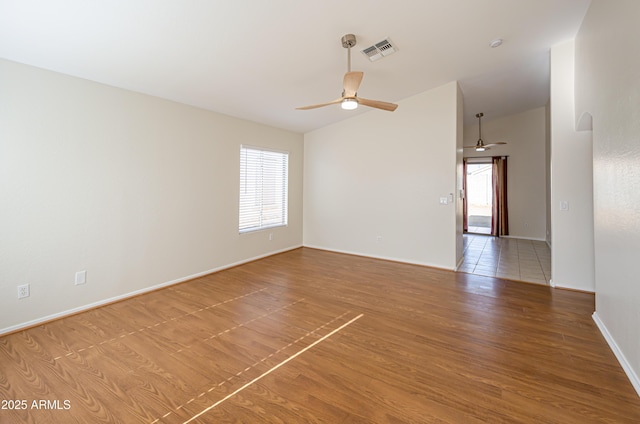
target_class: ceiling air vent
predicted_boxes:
[361,38,398,62]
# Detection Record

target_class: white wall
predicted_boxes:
[549,40,595,292]
[303,82,461,269]
[0,59,304,334]
[545,103,552,245]
[464,107,548,240]
[455,85,465,267]
[574,0,640,395]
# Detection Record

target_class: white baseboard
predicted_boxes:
[592,312,640,397]
[501,235,547,242]
[0,245,302,336]
[551,280,595,293]
[303,244,455,271]
[455,256,465,271]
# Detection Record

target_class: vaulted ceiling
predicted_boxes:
[0,0,591,133]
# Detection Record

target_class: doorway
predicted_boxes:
[465,161,492,235]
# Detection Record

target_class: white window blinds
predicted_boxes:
[239,146,289,233]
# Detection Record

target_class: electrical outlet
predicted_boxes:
[18,284,30,299]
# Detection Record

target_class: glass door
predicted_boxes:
[465,162,493,235]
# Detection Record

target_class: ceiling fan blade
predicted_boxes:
[357,97,398,112]
[296,98,344,110]
[343,71,363,97]
[484,142,507,147]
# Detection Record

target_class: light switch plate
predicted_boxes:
[75,270,87,285]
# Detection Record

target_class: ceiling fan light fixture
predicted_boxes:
[341,98,358,110]
[296,34,398,113]
[475,113,486,151]
[463,112,508,151]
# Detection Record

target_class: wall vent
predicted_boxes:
[361,38,398,62]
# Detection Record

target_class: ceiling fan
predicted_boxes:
[296,34,398,112]
[464,112,507,152]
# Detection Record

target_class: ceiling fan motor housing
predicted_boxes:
[341,34,357,48]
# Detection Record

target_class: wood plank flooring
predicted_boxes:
[1,247,639,423]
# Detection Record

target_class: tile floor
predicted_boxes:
[459,234,551,285]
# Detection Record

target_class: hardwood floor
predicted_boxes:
[1,247,639,423]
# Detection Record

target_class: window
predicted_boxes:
[239,145,289,233]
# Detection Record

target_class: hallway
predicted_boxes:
[459,234,551,285]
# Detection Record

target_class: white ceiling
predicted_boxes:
[0,0,591,133]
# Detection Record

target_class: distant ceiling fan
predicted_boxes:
[464,112,507,152]
[296,34,398,112]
